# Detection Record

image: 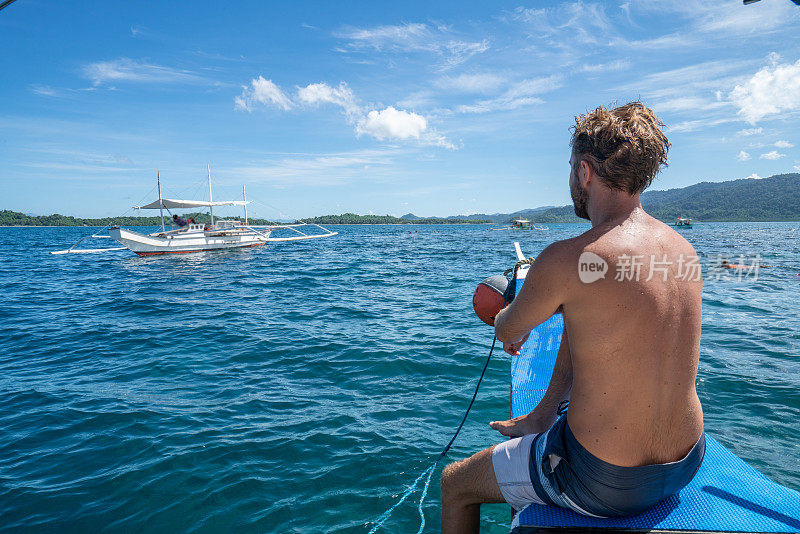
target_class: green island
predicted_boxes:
[3,173,799,226]
[0,212,279,227]
[420,172,800,224]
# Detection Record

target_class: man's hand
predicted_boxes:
[502,332,529,355]
[489,408,557,437]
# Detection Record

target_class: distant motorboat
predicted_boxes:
[674,217,693,229]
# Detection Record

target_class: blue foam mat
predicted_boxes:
[510,289,800,532]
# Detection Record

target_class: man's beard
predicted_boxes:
[571,177,590,220]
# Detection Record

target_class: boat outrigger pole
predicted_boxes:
[207,164,214,227]
[243,184,248,226]
[157,171,165,232]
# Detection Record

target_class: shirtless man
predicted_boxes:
[441,102,705,533]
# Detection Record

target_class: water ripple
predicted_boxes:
[0,223,798,532]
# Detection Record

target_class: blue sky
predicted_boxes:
[1,0,799,219]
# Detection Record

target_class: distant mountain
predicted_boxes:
[457,173,800,223]
[639,173,800,222]
[400,213,422,220]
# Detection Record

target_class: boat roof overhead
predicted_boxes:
[134,198,252,209]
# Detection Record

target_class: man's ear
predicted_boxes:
[579,159,594,187]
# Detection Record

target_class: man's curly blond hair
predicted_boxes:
[570,102,670,194]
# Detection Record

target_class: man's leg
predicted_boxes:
[440,445,505,534]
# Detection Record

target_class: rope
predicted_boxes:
[367,336,498,533]
[502,257,534,304]
[368,464,436,534]
[504,256,535,278]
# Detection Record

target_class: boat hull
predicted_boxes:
[109,227,269,255]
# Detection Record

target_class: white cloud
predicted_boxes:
[794,165,800,172]
[296,82,359,117]
[745,173,762,180]
[440,39,490,69]
[228,149,399,186]
[730,57,800,124]
[30,85,61,97]
[737,127,763,136]
[669,118,735,133]
[335,22,489,70]
[456,75,562,113]
[82,58,200,86]
[234,77,454,148]
[396,91,435,110]
[611,1,798,50]
[613,58,753,124]
[775,140,794,148]
[760,150,785,160]
[736,150,751,162]
[654,96,725,114]
[578,60,631,74]
[356,106,427,141]
[435,73,505,94]
[510,4,614,45]
[693,2,799,35]
[357,107,456,149]
[235,76,293,111]
[338,22,431,51]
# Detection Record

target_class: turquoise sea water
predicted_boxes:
[0,223,798,533]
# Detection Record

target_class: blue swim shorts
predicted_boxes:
[492,415,705,518]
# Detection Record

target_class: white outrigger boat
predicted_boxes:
[52,168,337,256]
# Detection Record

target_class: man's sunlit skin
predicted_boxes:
[440,102,705,533]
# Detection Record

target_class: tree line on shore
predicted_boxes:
[0,211,277,227]
[0,209,485,226]
[299,213,489,225]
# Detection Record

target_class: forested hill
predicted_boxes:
[495,172,800,223]
[641,172,800,221]
[0,211,277,227]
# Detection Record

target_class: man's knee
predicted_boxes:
[441,460,463,499]
[440,447,496,505]
[441,459,468,502]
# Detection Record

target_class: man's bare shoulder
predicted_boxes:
[530,236,588,292]
[571,214,697,260]
[536,235,584,269]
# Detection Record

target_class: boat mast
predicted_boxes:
[157,171,165,232]
[207,164,214,227]
[243,184,248,225]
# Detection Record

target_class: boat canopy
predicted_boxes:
[135,199,252,209]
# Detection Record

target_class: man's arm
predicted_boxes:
[490,323,573,437]
[494,241,571,350]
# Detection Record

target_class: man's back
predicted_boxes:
[561,208,704,466]
[441,102,706,531]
